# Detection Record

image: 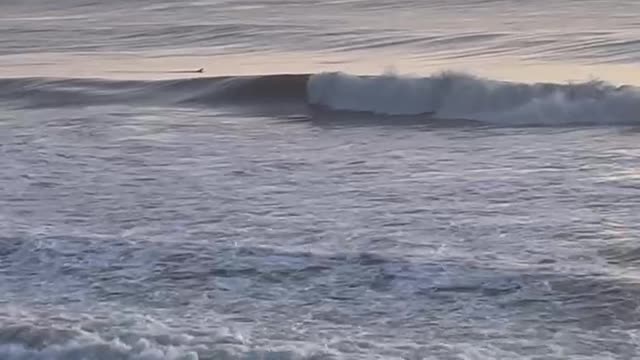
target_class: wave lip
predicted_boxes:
[307,71,640,125]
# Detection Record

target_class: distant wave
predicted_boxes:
[1,72,639,126]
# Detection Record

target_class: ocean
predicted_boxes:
[2,0,640,359]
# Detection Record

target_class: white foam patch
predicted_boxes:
[0,320,333,360]
[0,339,199,360]
[0,341,336,360]
[307,71,640,125]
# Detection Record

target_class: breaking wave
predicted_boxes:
[308,72,640,125]
[1,71,639,126]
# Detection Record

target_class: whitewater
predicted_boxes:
[2,0,640,359]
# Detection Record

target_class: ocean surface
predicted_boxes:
[3,1,640,359]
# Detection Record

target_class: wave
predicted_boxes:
[1,72,639,126]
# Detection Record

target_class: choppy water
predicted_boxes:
[2,1,640,359]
